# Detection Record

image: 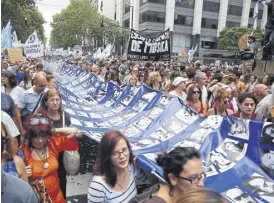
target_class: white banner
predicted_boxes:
[24,31,44,57]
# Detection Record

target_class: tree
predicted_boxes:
[1,0,46,43]
[50,0,129,49]
[218,27,264,51]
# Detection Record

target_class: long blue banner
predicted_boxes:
[54,64,274,203]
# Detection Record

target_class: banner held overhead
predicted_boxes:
[127,29,171,61]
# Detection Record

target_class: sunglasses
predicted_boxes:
[223,99,229,104]
[30,114,49,125]
[192,91,200,94]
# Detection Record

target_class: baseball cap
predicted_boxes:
[172,77,188,86]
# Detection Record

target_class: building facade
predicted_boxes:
[116,0,268,55]
[90,0,116,20]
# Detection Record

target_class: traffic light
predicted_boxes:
[24,17,28,25]
[100,20,104,28]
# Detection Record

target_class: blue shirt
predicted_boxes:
[1,92,16,117]
[16,71,24,84]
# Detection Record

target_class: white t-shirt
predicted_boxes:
[1,86,24,105]
[170,90,187,102]
[1,111,20,138]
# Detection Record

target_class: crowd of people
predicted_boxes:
[1,56,274,203]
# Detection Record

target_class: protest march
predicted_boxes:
[1,0,274,203]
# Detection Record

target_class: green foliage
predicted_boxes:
[50,0,129,49]
[218,27,264,51]
[1,0,46,43]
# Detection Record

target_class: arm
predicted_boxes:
[16,107,25,137]
[202,102,208,116]
[13,155,28,183]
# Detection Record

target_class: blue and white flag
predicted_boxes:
[188,44,198,62]
[1,20,13,49]
[53,63,274,203]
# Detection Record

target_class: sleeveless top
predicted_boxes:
[214,108,229,116]
[189,100,204,114]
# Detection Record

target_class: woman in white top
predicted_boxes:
[1,71,24,105]
[169,77,188,102]
[88,131,149,203]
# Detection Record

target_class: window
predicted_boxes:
[139,11,165,23]
[203,1,220,13]
[123,19,130,28]
[201,18,218,29]
[201,41,216,49]
[124,4,130,14]
[175,0,195,9]
[140,0,166,4]
[174,15,193,26]
[226,21,240,28]
[227,5,242,16]
[249,8,263,19]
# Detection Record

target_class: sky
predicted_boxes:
[36,0,70,45]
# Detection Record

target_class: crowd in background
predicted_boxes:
[1,55,274,203]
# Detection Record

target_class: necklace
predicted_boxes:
[117,170,128,189]
[33,147,49,169]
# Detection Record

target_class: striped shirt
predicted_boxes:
[87,165,148,203]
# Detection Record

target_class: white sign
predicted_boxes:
[24,31,44,57]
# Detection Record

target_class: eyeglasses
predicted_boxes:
[30,114,49,125]
[1,76,7,79]
[192,91,200,94]
[234,192,249,201]
[177,172,206,184]
[112,148,129,159]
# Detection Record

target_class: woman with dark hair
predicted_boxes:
[185,85,207,116]
[1,71,24,105]
[88,130,149,203]
[146,147,204,203]
[21,114,81,203]
[98,66,107,82]
[46,75,56,90]
[19,67,34,90]
[109,71,121,86]
[175,189,225,203]
[231,93,258,120]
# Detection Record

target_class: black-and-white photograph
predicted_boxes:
[243,173,274,202]
[87,86,96,94]
[131,139,160,150]
[199,115,223,129]
[159,95,173,107]
[260,149,274,177]
[133,100,147,112]
[164,117,187,133]
[121,95,134,106]
[113,104,125,113]
[229,119,249,140]
[175,107,198,124]
[102,111,115,117]
[189,129,212,143]
[81,105,94,111]
[151,128,174,141]
[81,121,95,128]
[203,165,218,177]
[123,110,138,120]
[109,117,124,126]
[223,187,257,203]
[113,90,121,100]
[147,107,163,119]
[88,131,104,141]
[71,117,82,126]
[135,117,152,130]
[75,110,88,118]
[105,99,115,107]
[174,139,201,150]
[82,81,90,88]
[89,112,101,118]
[95,121,111,128]
[69,103,80,109]
[64,108,76,116]
[121,125,140,137]
[216,139,247,161]
[261,123,274,146]
[142,92,157,102]
[207,151,235,172]
[67,95,77,102]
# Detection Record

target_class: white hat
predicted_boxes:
[172,77,188,86]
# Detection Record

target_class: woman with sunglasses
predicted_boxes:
[231,93,258,120]
[21,115,81,203]
[146,147,205,203]
[38,89,72,198]
[148,71,162,91]
[1,71,24,105]
[207,88,233,116]
[88,130,149,203]
[185,85,207,116]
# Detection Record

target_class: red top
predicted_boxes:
[21,134,79,203]
[189,100,204,115]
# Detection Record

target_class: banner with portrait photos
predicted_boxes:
[54,64,274,203]
[127,29,171,61]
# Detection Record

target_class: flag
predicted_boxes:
[1,20,13,49]
[188,44,198,62]
[181,48,188,58]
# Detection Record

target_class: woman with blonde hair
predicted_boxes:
[207,88,233,116]
[128,75,138,87]
[175,189,226,203]
[148,71,162,90]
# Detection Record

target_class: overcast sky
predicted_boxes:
[37,0,70,44]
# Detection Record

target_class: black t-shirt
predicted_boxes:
[52,111,71,128]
